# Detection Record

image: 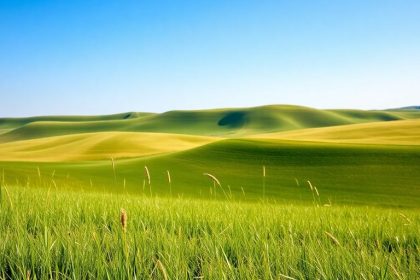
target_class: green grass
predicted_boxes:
[0,186,418,279]
[1,105,419,278]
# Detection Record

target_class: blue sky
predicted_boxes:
[0,0,419,116]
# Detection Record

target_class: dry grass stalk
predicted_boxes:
[307,180,314,191]
[111,157,117,184]
[390,263,403,280]
[111,157,115,170]
[144,166,151,185]
[156,259,169,280]
[262,165,266,199]
[120,208,127,233]
[167,170,172,195]
[325,231,341,246]
[203,173,221,187]
[166,170,171,184]
[278,273,297,280]
[3,185,13,209]
[314,186,320,196]
[399,213,411,225]
[52,178,57,190]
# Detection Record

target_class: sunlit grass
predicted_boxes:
[0,186,418,279]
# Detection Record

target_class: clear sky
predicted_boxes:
[1,0,419,117]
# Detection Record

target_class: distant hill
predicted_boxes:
[252,119,420,146]
[1,104,420,141]
[388,106,420,110]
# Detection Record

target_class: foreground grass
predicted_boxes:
[0,187,419,279]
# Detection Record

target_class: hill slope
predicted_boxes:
[252,119,420,145]
[0,132,218,162]
[1,139,419,207]
[1,105,420,141]
[0,112,154,130]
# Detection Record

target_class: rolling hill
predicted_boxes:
[1,138,419,207]
[1,104,419,208]
[252,119,420,145]
[1,105,420,142]
[0,132,219,162]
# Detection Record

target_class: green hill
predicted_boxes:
[2,105,420,141]
[0,112,154,130]
[1,104,419,207]
[0,132,218,162]
[253,119,420,145]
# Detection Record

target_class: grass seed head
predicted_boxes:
[166,170,171,184]
[325,231,341,246]
[203,173,221,187]
[120,208,127,233]
[144,166,151,185]
[307,180,313,191]
[398,213,412,225]
[314,186,320,196]
[156,259,169,280]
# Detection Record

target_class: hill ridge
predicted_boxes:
[1,104,420,142]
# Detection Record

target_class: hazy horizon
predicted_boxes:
[1,1,419,117]
[1,103,419,119]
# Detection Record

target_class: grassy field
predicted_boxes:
[0,187,418,279]
[0,105,419,278]
[1,138,419,207]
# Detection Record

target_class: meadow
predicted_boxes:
[1,187,418,279]
[0,105,419,279]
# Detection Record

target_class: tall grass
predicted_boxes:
[262,165,266,199]
[0,186,418,279]
[145,165,151,196]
